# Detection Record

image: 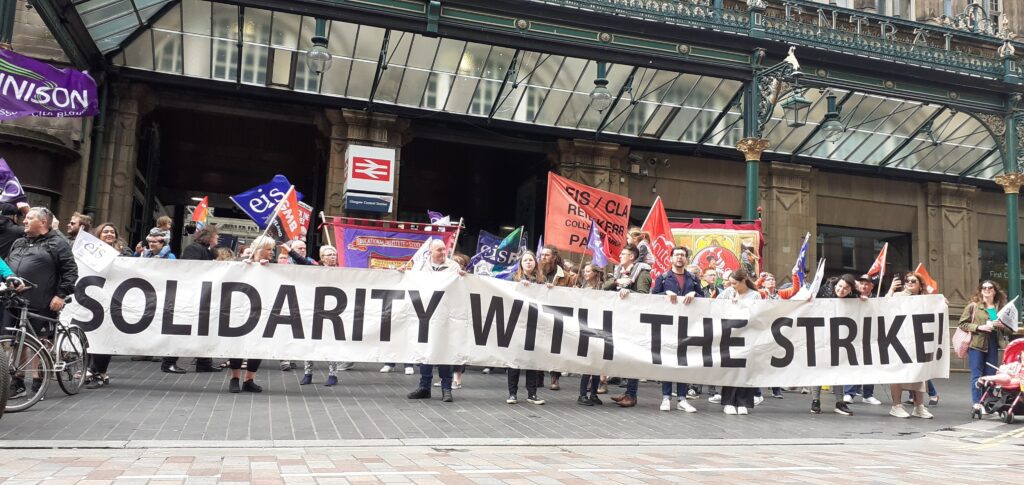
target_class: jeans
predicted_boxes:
[926,380,938,398]
[753,387,781,397]
[968,334,1001,403]
[843,384,875,398]
[580,374,600,396]
[419,364,452,391]
[625,378,639,398]
[508,369,542,397]
[661,382,687,398]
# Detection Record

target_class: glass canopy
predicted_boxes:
[105,0,1004,182]
[74,0,176,53]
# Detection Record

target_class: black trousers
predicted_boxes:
[507,369,542,397]
[721,386,756,408]
[229,359,261,372]
[579,374,600,396]
[162,356,214,368]
[90,354,111,374]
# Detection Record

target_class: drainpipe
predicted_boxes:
[83,81,109,218]
[0,0,15,48]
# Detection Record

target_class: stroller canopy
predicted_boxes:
[1004,338,1024,365]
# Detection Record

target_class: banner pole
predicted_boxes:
[247,185,293,262]
[320,211,332,246]
[447,217,464,258]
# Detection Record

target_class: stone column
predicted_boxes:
[921,182,977,309]
[759,162,815,275]
[95,83,153,233]
[552,139,630,197]
[323,109,409,218]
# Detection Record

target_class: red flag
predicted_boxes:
[915,263,939,295]
[641,196,674,277]
[191,196,209,223]
[266,186,306,242]
[866,242,888,277]
[544,172,631,264]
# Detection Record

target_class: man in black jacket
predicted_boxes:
[161,226,222,373]
[0,203,24,259]
[6,207,78,397]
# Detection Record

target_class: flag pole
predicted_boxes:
[875,242,888,297]
[447,217,464,258]
[320,211,332,246]
[247,185,293,262]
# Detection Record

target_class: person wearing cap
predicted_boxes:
[0,202,25,259]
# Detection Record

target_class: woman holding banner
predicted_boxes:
[887,271,933,418]
[577,263,607,405]
[507,251,546,405]
[959,280,1014,415]
[716,268,763,415]
[809,274,858,417]
[229,236,275,394]
[84,223,133,390]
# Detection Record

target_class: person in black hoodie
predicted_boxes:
[0,203,25,259]
[6,207,78,397]
[161,226,222,373]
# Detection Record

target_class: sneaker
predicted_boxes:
[324,375,338,387]
[379,365,393,373]
[889,405,910,418]
[596,383,608,394]
[242,380,263,393]
[433,381,441,387]
[771,390,784,399]
[441,390,453,403]
[800,387,810,394]
[31,379,42,393]
[708,394,722,403]
[862,396,882,405]
[506,395,518,404]
[589,395,603,405]
[737,406,749,415]
[686,388,698,399]
[337,362,355,371]
[229,378,240,393]
[280,362,292,371]
[834,402,853,416]
[407,388,431,399]
[677,400,697,413]
[843,394,853,404]
[753,395,764,406]
[527,395,545,405]
[723,405,737,415]
[811,399,822,414]
[299,373,313,385]
[404,367,415,375]
[577,395,594,406]
[482,367,491,374]
[85,378,106,390]
[911,405,933,419]
[10,378,26,399]
[660,397,671,411]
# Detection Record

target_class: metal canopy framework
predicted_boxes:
[73,0,176,53]
[103,0,1006,182]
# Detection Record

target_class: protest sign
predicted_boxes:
[544,172,630,264]
[63,258,950,387]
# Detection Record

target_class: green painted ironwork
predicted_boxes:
[1005,113,1021,309]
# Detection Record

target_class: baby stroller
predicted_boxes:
[972,339,1024,424]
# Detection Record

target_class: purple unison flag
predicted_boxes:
[586,221,608,267]
[0,159,27,204]
[0,48,98,120]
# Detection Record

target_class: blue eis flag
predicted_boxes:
[470,227,524,279]
[229,175,304,229]
[587,221,608,267]
[794,232,810,286]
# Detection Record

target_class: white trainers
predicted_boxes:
[379,365,393,373]
[912,405,934,419]
[482,368,491,374]
[686,388,698,400]
[677,399,697,413]
[800,387,810,394]
[862,396,882,405]
[527,395,545,405]
[889,405,911,418]
[753,395,764,406]
[404,367,415,375]
[708,394,722,403]
[723,405,737,415]
[737,406,749,415]
[843,394,853,403]
[506,395,518,404]
[660,397,672,411]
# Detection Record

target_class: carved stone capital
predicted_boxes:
[736,137,771,162]
[994,172,1024,194]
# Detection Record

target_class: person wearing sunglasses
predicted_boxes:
[887,271,935,419]
[959,280,1014,415]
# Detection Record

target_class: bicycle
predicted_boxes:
[1,281,89,413]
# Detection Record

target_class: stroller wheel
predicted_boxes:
[971,409,982,420]
[1004,412,1015,424]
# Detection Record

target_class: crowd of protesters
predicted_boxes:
[0,210,1010,421]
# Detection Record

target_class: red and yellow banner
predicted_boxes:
[670,220,763,276]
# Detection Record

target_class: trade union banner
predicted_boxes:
[63,258,950,387]
[332,220,458,269]
[544,172,630,264]
[671,220,764,277]
[0,47,98,120]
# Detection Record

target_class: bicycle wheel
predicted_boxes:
[0,335,53,413]
[56,327,88,395]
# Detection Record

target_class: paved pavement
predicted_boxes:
[0,359,1002,443]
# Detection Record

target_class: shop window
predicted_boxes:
[816,225,911,280]
[978,241,1024,292]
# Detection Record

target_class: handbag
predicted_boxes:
[952,303,976,359]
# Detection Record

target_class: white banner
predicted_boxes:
[62,258,950,387]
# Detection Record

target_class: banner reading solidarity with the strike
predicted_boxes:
[0,47,98,120]
[63,258,950,387]
[333,220,458,269]
[671,220,764,276]
[545,172,630,264]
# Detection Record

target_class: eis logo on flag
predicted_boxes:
[351,157,392,182]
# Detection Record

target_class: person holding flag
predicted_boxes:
[959,280,1016,415]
